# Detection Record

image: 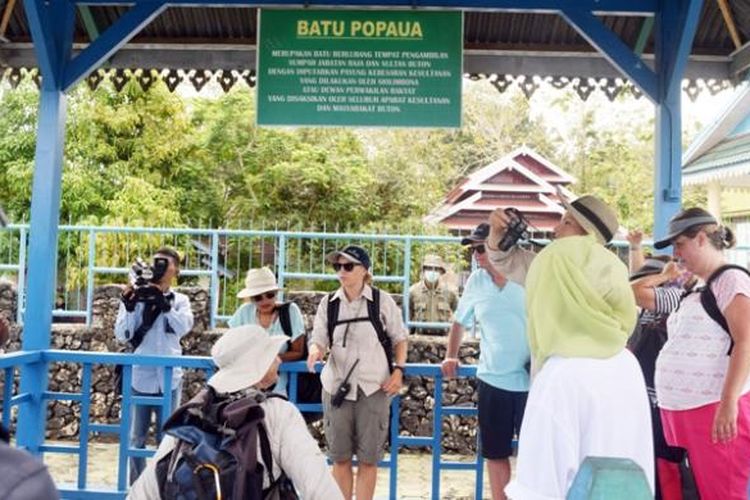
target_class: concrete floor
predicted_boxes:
[44,442,501,499]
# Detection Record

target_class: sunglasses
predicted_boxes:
[472,244,486,254]
[252,291,277,302]
[332,262,360,272]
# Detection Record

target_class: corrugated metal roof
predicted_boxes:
[683,134,750,186]
[1,4,744,58]
[2,3,748,95]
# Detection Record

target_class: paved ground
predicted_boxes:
[44,442,502,499]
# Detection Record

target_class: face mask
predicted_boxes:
[424,270,440,284]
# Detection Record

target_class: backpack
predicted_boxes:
[276,303,323,422]
[326,287,394,373]
[155,387,298,500]
[697,264,750,355]
[675,264,750,356]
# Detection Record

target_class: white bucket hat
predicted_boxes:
[237,267,280,299]
[207,325,287,394]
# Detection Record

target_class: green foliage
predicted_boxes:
[0,78,715,267]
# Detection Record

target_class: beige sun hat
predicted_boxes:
[557,187,619,244]
[207,325,287,394]
[422,254,446,271]
[236,267,280,299]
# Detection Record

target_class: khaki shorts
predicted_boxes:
[322,387,390,464]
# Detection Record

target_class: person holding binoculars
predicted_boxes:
[306,245,408,500]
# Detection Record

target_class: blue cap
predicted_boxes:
[326,245,371,269]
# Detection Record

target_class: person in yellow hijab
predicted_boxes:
[506,192,653,500]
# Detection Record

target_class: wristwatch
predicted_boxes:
[392,365,405,375]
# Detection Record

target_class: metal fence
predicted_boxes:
[0,350,482,499]
[1,223,748,329]
[0,224,472,330]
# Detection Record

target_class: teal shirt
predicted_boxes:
[455,269,530,392]
[227,302,305,396]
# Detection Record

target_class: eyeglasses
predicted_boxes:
[252,291,276,302]
[472,244,486,254]
[332,262,360,272]
[422,266,442,272]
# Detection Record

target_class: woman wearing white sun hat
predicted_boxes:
[228,267,306,397]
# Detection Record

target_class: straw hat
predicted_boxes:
[558,188,619,244]
[207,325,287,394]
[236,267,280,299]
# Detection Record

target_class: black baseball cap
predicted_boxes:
[326,245,371,269]
[629,258,667,281]
[460,223,490,246]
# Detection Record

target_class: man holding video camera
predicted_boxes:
[114,246,194,485]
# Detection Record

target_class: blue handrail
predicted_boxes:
[0,350,482,499]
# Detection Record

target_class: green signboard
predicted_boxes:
[257,9,463,128]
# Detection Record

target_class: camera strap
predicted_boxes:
[130,302,161,350]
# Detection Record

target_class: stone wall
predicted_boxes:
[0,283,480,454]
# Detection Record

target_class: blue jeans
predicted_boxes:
[128,386,182,485]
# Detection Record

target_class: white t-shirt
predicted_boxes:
[506,350,654,500]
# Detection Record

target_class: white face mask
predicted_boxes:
[424,270,440,284]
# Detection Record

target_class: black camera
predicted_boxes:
[497,208,530,251]
[129,257,169,303]
[331,381,351,408]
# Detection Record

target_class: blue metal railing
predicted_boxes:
[0,350,482,499]
[0,222,697,333]
[0,224,472,332]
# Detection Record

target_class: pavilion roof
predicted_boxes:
[2,3,750,97]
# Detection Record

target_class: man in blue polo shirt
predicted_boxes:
[441,222,530,500]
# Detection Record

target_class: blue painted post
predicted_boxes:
[15,227,27,324]
[277,234,287,301]
[402,237,412,326]
[85,229,96,326]
[389,395,400,497]
[653,0,704,244]
[17,87,69,455]
[209,231,219,329]
[432,373,443,499]
[78,363,93,489]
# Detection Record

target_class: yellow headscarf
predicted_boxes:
[526,234,637,368]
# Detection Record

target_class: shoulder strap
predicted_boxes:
[258,422,275,488]
[326,292,339,347]
[699,264,750,355]
[367,288,394,373]
[276,302,293,338]
[367,287,386,341]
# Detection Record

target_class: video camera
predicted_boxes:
[497,208,530,251]
[129,257,169,303]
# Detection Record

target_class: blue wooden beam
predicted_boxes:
[63,1,167,91]
[560,8,658,101]
[662,0,703,102]
[652,0,704,246]
[22,0,73,88]
[17,88,69,455]
[74,0,656,14]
